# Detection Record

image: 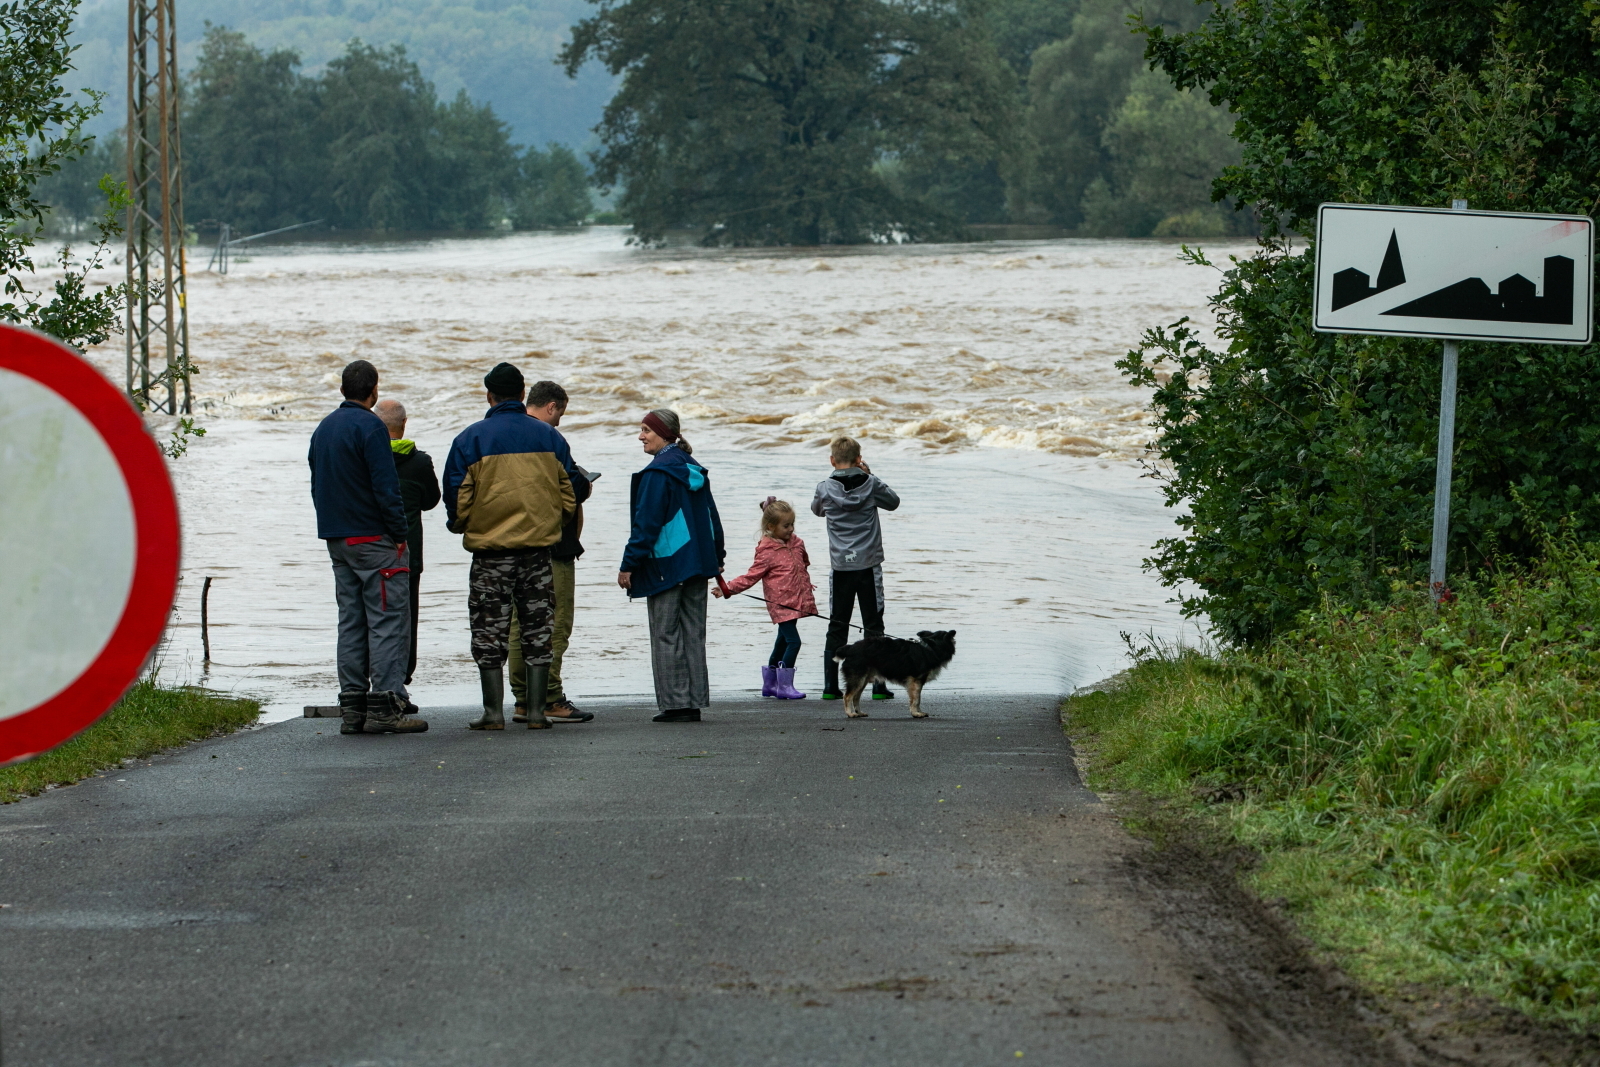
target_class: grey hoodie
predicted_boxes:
[811,468,901,571]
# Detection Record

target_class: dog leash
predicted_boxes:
[733,592,906,641]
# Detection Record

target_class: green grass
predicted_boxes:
[1065,540,1600,1027]
[0,681,260,803]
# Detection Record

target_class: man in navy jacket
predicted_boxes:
[308,360,429,735]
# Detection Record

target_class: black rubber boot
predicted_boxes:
[523,664,552,729]
[338,689,367,735]
[821,651,842,700]
[872,681,895,700]
[363,691,429,733]
[468,667,506,730]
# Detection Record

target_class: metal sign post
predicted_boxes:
[1314,200,1594,600]
[1429,338,1459,597]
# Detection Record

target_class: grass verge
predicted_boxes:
[0,681,260,803]
[1064,540,1600,1030]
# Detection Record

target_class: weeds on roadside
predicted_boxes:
[0,681,259,803]
[1068,536,1600,1025]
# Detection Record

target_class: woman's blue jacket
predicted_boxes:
[621,445,726,598]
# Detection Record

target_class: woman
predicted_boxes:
[618,409,725,721]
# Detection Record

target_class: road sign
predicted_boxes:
[1312,201,1595,602]
[0,325,180,765]
[1314,203,1593,344]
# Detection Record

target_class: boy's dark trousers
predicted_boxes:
[405,571,421,685]
[823,566,884,692]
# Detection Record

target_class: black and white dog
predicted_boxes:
[833,630,956,719]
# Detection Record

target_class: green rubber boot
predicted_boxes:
[523,664,552,729]
[469,666,506,730]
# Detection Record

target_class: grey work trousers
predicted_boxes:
[646,579,709,712]
[327,536,411,699]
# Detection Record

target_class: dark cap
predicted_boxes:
[484,362,524,398]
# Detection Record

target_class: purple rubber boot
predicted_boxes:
[773,667,807,700]
[760,665,778,697]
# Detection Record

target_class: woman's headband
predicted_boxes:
[642,411,677,442]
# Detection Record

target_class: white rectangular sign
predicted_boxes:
[1314,203,1593,344]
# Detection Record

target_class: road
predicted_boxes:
[0,693,1248,1066]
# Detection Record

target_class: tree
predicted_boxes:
[0,0,128,350]
[1011,0,1209,228]
[180,31,534,233]
[513,143,593,228]
[431,90,521,230]
[184,26,315,234]
[1119,1,1600,643]
[1078,68,1246,237]
[313,42,440,230]
[560,0,1019,245]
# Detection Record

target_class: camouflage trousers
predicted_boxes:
[468,549,555,669]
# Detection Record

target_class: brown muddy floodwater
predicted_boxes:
[79,228,1250,720]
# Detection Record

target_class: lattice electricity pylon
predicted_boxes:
[125,0,191,415]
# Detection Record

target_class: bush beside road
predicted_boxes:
[1063,542,1600,1029]
[1,682,260,803]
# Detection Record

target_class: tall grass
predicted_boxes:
[1067,540,1600,1024]
[0,682,260,803]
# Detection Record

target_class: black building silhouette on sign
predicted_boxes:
[1331,230,1406,310]
[1383,256,1574,324]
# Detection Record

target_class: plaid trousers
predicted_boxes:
[647,579,709,711]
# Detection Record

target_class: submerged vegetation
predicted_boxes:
[0,682,260,804]
[1068,538,1600,1024]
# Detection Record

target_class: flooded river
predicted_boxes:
[81,229,1247,720]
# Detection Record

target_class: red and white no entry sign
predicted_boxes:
[0,324,180,765]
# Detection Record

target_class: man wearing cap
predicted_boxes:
[442,362,577,730]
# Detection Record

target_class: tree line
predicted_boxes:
[562,0,1250,244]
[42,26,592,235]
[43,0,1244,244]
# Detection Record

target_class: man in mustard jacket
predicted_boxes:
[442,363,576,730]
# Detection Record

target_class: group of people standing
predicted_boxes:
[308,358,903,733]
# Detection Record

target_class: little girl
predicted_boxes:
[713,497,817,698]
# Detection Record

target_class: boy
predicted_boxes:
[811,436,901,700]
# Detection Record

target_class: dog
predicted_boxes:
[833,630,956,719]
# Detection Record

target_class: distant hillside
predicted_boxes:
[66,0,615,149]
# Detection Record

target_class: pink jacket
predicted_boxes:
[724,535,817,623]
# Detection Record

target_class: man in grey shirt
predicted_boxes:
[811,435,901,701]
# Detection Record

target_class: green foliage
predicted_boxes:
[514,143,593,228]
[1121,2,1600,643]
[30,133,119,232]
[182,27,316,232]
[1078,69,1248,237]
[0,681,258,803]
[1010,0,1247,235]
[985,0,1082,76]
[179,27,587,233]
[0,0,130,350]
[63,0,616,150]
[1067,543,1600,1022]
[561,0,1019,245]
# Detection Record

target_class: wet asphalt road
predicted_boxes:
[0,693,1246,1066]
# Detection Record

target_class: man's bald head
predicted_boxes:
[374,398,407,439]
